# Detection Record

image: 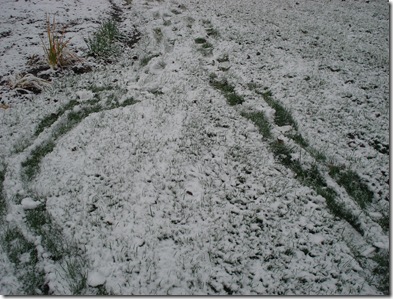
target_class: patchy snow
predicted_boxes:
[0,0,389,296]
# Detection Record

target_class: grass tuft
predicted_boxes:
[194,37,207,44]
[210,78,244,105]
[328,165,374,209]
[85,18,122,59]
[40,15,80,69]
[60,257,88,294]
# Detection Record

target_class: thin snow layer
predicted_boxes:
[0,0,113,78]
[34,88,374,295]
[0,0,388,295]
[195,0,389,204]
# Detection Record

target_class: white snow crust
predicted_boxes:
[0,0,389,295]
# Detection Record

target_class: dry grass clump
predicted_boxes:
[40,15,80,69]
[8,73,50,94]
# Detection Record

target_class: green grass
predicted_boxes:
[269,140,363,234]
[377,214,389,232]
[53,104,102,137]
[140,54,160,66]
[328,165,374,209]
[308,147,327,162]
[24,91,137,183]
[22,140,55,180]
[249,87,373,232]
[241,111,272,140]
[87,85,114,93]
[194,37,207,44]
[3,226,47,294]
[25,205,47,233]
[210,78,244,106]
[297,163,326,187]
[119,97,136,107]
[5,207,87,294]
[35,82,131,141]
[35,111,62,136]
[25,205,65,261]
[4,227,37,266]
[317,186,364,234]
[269,140,298,169]
[62,258,88,294]
[194,37,213,56]
[290,133,309,147]
[13,193,87,293]
[372,251,390,295]
[85,18,122,59]
[201,42,213,49]
[153,27,163,42]
[262,91,298,129]
[21,195,87,293]
[206,27,220,38]
[243,108,365,235]
[35,100,79,136]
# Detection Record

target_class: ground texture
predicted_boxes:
[0,0,389,295]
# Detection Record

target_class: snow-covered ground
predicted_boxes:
[0,0,389,295]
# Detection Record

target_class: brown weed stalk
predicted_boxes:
[40,15,80,69]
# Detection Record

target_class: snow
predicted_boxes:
[21,197,41,210]
[87,271,106,287]
[0,0,389,296]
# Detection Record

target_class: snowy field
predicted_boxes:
[0,0,389,295]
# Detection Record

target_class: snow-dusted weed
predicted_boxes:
[8,73,51,94]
